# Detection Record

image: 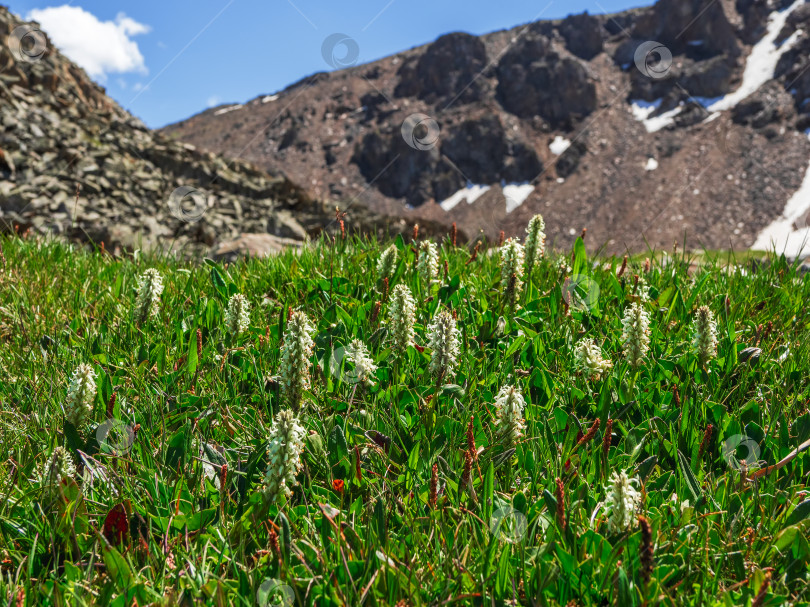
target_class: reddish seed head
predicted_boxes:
[220,463,228,493]
[555,478,566,532]
[639,515,653,584]
[580,228,587,240]
[268,526,280,557]
[603,418,613,460]
[466,415,476,459]
[106,391,117,420]
[617,255,628,278]
[197,328,203,359]
[576,418,600,448]
[354,445,363,482]
[498,231,505,247]
[698,424,714,459]
[413,224,419,241]
[450,222,457,247]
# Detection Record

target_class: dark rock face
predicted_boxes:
[353,115,542,207]
[394,33,489,104]
[679,54,736,98]
[633,0,740,58]
[775,15,810,118]
[559,12,604,60]
[555,139,587,178]
[496,31,597,125]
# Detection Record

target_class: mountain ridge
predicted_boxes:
[162,0,810,256]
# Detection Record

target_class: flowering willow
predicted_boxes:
[345,338,378,385]
[65,363,96,427]
[621,302,651,367]
[417,241,439,292]
[427,308,460,379]
[279,310,315,408]
[134,268,163,323]
[574,338,612,381]
[376,244,398,283]
[388,284,416,358]
[604,470,641,533]
[499,238,525,310]
[38,446,76,501]
[524,214,546,276]
[493,385,526,447]
[691,305,718,364]
[225,293,250,336]
[263,409,306,503]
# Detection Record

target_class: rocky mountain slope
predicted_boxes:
[0,6,441,256]
[163,0,810,256]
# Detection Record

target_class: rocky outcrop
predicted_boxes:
[559,12,604,60]
[394,33,489,104]
[0,6,442,254]
[496,30,597,125]
[353,114,542,207]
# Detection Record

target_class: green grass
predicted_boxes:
[0,232,809,606]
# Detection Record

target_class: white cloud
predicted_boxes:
[206,95,221,108]
[26,6,150,81]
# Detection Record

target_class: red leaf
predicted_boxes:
[103,504,129,546]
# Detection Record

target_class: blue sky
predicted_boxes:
[6,0,652,128]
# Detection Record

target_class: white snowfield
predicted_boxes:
[502,183,535,213]
[751,131,810,259]
[438,182,535,214]
[549,135,571,155]
[438,184,491,211]
[629,0,805,132]
[213,104,242,116]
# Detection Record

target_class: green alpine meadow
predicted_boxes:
[1,223,809,606]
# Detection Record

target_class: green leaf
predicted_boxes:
[786,499,810,526]
[678,449,702,502]
[328,424,351,479]
[483,463,495,522]
[102,544,132,590]
[187,326,198,377]
[572,237,587,275]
